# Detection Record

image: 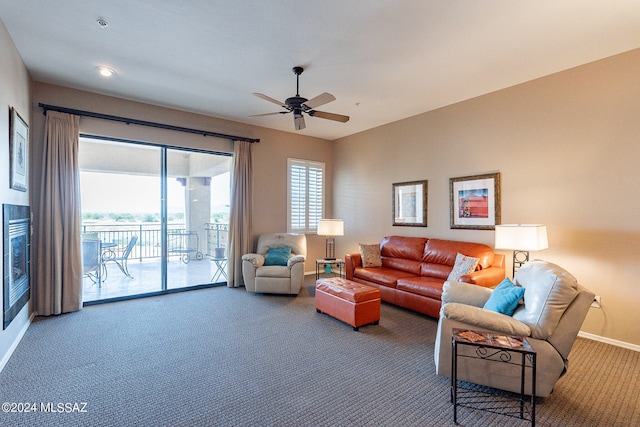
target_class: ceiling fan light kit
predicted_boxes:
[251,66,349,130]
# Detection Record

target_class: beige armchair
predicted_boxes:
[241,233,307,295]
[434,260,594,397]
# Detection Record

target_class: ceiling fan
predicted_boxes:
[250,66,349,131]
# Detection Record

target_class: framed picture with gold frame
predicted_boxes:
[393,180,428,227]
[449,173,500,230]
[9,107,28,192]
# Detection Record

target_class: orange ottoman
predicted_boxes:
[315,277,381,331]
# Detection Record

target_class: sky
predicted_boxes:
[80,171,230,215]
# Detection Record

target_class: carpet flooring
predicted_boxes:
[0,277,638,426]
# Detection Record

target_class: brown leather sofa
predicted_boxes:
[345,236,505,318]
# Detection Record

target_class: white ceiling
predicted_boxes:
[1,1,640,141]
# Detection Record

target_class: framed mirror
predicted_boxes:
[392,180,428,227]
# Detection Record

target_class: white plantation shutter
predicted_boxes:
[307,165,323,229]
[287,158,324,233]
[289,162,307,231]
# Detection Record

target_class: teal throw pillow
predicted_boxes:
[483,277,525,316]
[264,247,292,266]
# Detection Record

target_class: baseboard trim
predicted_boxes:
[578,331,640,352]
[0,311,34,374]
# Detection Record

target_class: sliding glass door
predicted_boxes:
[80,137,231,303]
[165,148,232,290]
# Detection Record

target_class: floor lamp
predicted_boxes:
[495,224,548,278]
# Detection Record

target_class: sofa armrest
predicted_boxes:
[441,303,531,337]
[345,253,361,280]
[442,280,493,307]
[460,266,505,288]
[242,259,257,292]
[287,255,305,267]
[289,260,305,293]
[241,253,264,268]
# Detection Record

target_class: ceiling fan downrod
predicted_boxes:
[293,66,303,96]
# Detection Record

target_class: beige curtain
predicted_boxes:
[227,140,253,288]
[34,111,83,315]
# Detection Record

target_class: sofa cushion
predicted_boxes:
[353,267,417,288]
[424,238,494,270]
[512,260,580,339]
[396,277,445,300]
[421,263,453,281]
[483,277,524,316]
[382,257,422,275]
[359,243,382,267]
[447,253,480,281]
[256,265,292,278]
[380,236,427,261]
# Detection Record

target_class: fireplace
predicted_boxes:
[3,204,30,330]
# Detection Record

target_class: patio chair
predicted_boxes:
[82,237,102,286]
[103,236,138,279]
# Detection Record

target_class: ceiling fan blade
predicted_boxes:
[252,93,287,107]
[308,110,350,123]
[303,92,336,110]
[249,111,288,118]
[294,115,306,130]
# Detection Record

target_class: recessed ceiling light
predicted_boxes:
[96,66,115,77]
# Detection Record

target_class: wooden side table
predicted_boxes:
[451,328,536,426]
[315,258,345,280]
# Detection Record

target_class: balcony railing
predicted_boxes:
[81,222,229,261]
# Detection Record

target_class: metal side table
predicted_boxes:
[315,258,345,280]
[451,328,536,426]
[210,257,228,283]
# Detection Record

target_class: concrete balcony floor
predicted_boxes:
[83,256,227,302]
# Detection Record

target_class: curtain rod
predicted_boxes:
[38,103,260,143]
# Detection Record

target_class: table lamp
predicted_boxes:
[317,219,344,260]
[495,224,548,277]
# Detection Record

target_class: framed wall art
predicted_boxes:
[449,172,501,230]
[393,180,427,227]
[9,107,28,192]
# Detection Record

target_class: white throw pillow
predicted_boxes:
[447,252,480,281]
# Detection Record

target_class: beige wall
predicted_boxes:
[334,48,640,346]
[0,19,32,368]
[249,126,334,257]
[31,83,334,268]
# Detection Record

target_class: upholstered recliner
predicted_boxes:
[434,260,594,397]
[241,233,307,295]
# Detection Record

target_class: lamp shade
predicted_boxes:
[317,219,344,236]
[495,224,548,251]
